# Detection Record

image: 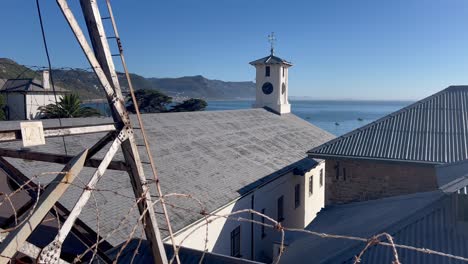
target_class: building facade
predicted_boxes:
[0,71,68,120]
[309,86,468,205]
[170,160,325,263]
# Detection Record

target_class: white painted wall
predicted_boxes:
[4,93,26,120]
[25,93,63,120]
[168,161,326,263]
[253,63,291,114]
[304,163,326,225]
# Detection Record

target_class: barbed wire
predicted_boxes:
[0,167,467,264]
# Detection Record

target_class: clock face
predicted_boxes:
[262,82,274,95]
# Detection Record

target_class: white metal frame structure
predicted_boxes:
[0,1,171,263]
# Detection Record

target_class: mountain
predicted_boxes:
[148,75,255,100]
[0,58,255,101]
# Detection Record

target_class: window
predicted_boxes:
[282,67,285,77]
[457,194,468,222]
[309,175,313,196]
[261,209,266,238]
[320,169,324,187]
[266,66,270,77]
[343,168,347,181]
[335,162,340,180]
[295,184,301,208]
[277,196,284,222]
[230,226,241,257]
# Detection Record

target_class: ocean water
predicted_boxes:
[207,100,413,136]
[86,100,412,136]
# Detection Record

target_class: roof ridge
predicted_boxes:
[308,86,457,155]
[325,190,442,210]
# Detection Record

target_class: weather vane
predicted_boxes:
[268,32,276,55]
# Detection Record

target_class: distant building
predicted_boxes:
[0,51,334,262]
[0,70,68,120]
[308,86,468,204]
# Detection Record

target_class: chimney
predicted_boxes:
[42,70,50,90]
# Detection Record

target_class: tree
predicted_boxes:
[170,98,208,112]
[0,94,6,121]
[39,93,101,119]
[126,89,172,113]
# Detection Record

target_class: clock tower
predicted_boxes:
[249,33,292,115]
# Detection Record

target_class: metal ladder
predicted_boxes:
[99,1,180,263]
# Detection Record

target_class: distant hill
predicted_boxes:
[148,75,255,100]
[0,58,255,101]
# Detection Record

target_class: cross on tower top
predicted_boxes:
[268,32,276,55]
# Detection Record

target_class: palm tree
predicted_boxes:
[39,94,101,119]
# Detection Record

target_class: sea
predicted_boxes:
[206,100,412,136]
[85,100,412,136]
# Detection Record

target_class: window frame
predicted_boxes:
[320,169,324,187]
[309,175,313,196]
[295,184,301,208]
[230,225,241,257]
[277,196,284,222]
[266,66,271,77]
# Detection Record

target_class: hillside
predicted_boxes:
[0,58,255,101]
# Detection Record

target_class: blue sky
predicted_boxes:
[2,0,468,100]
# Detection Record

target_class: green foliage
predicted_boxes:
[0,94,6,121]
[39,94,101,119]
[170,98,208,112]
[126,89,172,113]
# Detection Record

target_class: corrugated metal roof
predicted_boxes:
[249,55,292,66]
[281,190,468,263]
[280,191,446,263]
[106,240,262,264]
[0,78,68,93]
[308,86,468,164]
[347,195,468,264]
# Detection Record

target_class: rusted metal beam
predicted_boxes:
[57,1,168,263]
[0,229,69,264]
[0,123,115,143]
[0,148,127,171]
[38,129,126,263]
[0,150,88,264]
[0,157,113,263]
[87,131,116,158]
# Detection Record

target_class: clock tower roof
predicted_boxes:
[249,54,293,67]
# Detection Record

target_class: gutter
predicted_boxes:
[307,153,441,166]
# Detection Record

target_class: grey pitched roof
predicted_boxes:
[106,240,262,264]
[249,54,292,66]
[308,86,468,164]
[0,78,68,93]
[280,191,468,264]
[0,108,334,245]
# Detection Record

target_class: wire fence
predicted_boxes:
[0,167,467,264]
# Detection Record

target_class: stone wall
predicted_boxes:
[325,159,438,204]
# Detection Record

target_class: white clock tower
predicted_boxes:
[249,33,292,115]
